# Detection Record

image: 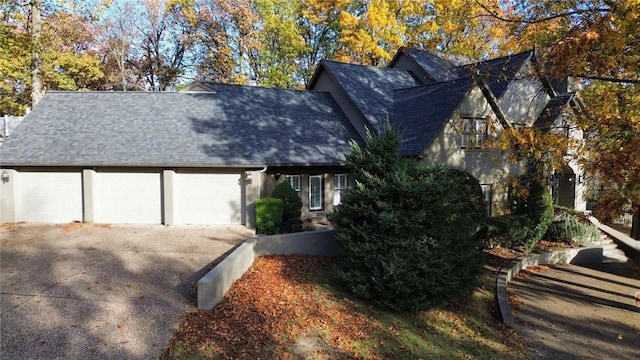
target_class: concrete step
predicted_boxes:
[602,247,629,264]
[600,237,630,264]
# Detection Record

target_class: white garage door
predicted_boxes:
[174,173,241,225]
[94,172,161,224]
[17,172,83,223]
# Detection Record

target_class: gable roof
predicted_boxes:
[459,50,534,99]
[392,76,477,156]
[534,93,575,131]
[179,81,218,92]
[0,85,361,167]
[390,47,471,82]
[310,60,421,132]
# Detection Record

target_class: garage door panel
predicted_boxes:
[174,173,241,225]
[94,172,161,224]
[18,172,83,223]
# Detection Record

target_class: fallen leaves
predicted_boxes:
[163,255,379,359]
[58,222,84,232]
[163,250,529,359]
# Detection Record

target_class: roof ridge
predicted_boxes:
[393,75,476,92]
[196,81,312,93]
[464,49,534,67]
[321,59,412,72]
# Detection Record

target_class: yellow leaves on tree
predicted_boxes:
[489,127,573,174]
[579,82,640,233]
[336,0,407,66]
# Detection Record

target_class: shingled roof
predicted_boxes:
[534,93,574,131]
[392,76,477,156]
[0,86,360,167]
[314,60,421,132]
[392,47,472,82]
[459,50,534,99]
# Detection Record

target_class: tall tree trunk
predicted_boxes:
[30,0,44,107]
[631,203,640,240]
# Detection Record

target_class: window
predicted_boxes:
[481,184,492,216]
[333,174,348,206]
[309,175,323,211]
[285,175,301,197]
[461,117,487,149]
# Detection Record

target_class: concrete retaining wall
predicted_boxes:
[497,246,603,327]
[197,229,340,310]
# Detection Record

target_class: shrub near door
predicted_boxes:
[272,181,303,233]
[256,197,283,235]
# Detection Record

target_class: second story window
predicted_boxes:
[461,117,487,149]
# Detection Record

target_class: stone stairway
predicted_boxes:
[601,237,630,264]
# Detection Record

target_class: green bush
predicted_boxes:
[484,215,532,249]
[544,211,600,245]
[255,197,283,235]
[509,175,554,252]
[330,124,486,312]
[272,181,302,233]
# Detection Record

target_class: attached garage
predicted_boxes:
[173,172,242,225]
[15,171,83,223]
[93,172,162,224]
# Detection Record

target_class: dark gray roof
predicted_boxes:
[318,60,421,132]
[392,77,477,156]
[0,86,361,167]
[534,93,574,131]
[459,50,534,99]
[400,48,471,81]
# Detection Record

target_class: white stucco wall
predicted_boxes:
[498,61,551,126]
[421,86,525,214]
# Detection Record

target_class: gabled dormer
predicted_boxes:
[461,50,556,126]
[308,59,421,140]
[389,47,471,83]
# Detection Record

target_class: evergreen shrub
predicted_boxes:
[272,181,302,233]
[544,211,600,245]
[509,175,554,252]
[255,197,283,235]
[330,125,487,311]
[484,215,532,249]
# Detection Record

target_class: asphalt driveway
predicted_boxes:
[0,222,254,359]
[510,264,640,359]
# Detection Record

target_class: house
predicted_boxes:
[0,47,585,227]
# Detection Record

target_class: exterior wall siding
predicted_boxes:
[421,87,525,215]
[262,169,348,222]
[389,55,432,83]
[499,61,551,126]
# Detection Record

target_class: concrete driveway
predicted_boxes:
[0,223,254,359]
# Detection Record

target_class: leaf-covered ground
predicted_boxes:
[163,250,527,359]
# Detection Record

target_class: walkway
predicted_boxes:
[509,223,640,359]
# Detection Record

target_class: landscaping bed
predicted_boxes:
[162,250,527,359]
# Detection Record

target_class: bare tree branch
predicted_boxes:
[574,75,640,84]
[474,0,610,24]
